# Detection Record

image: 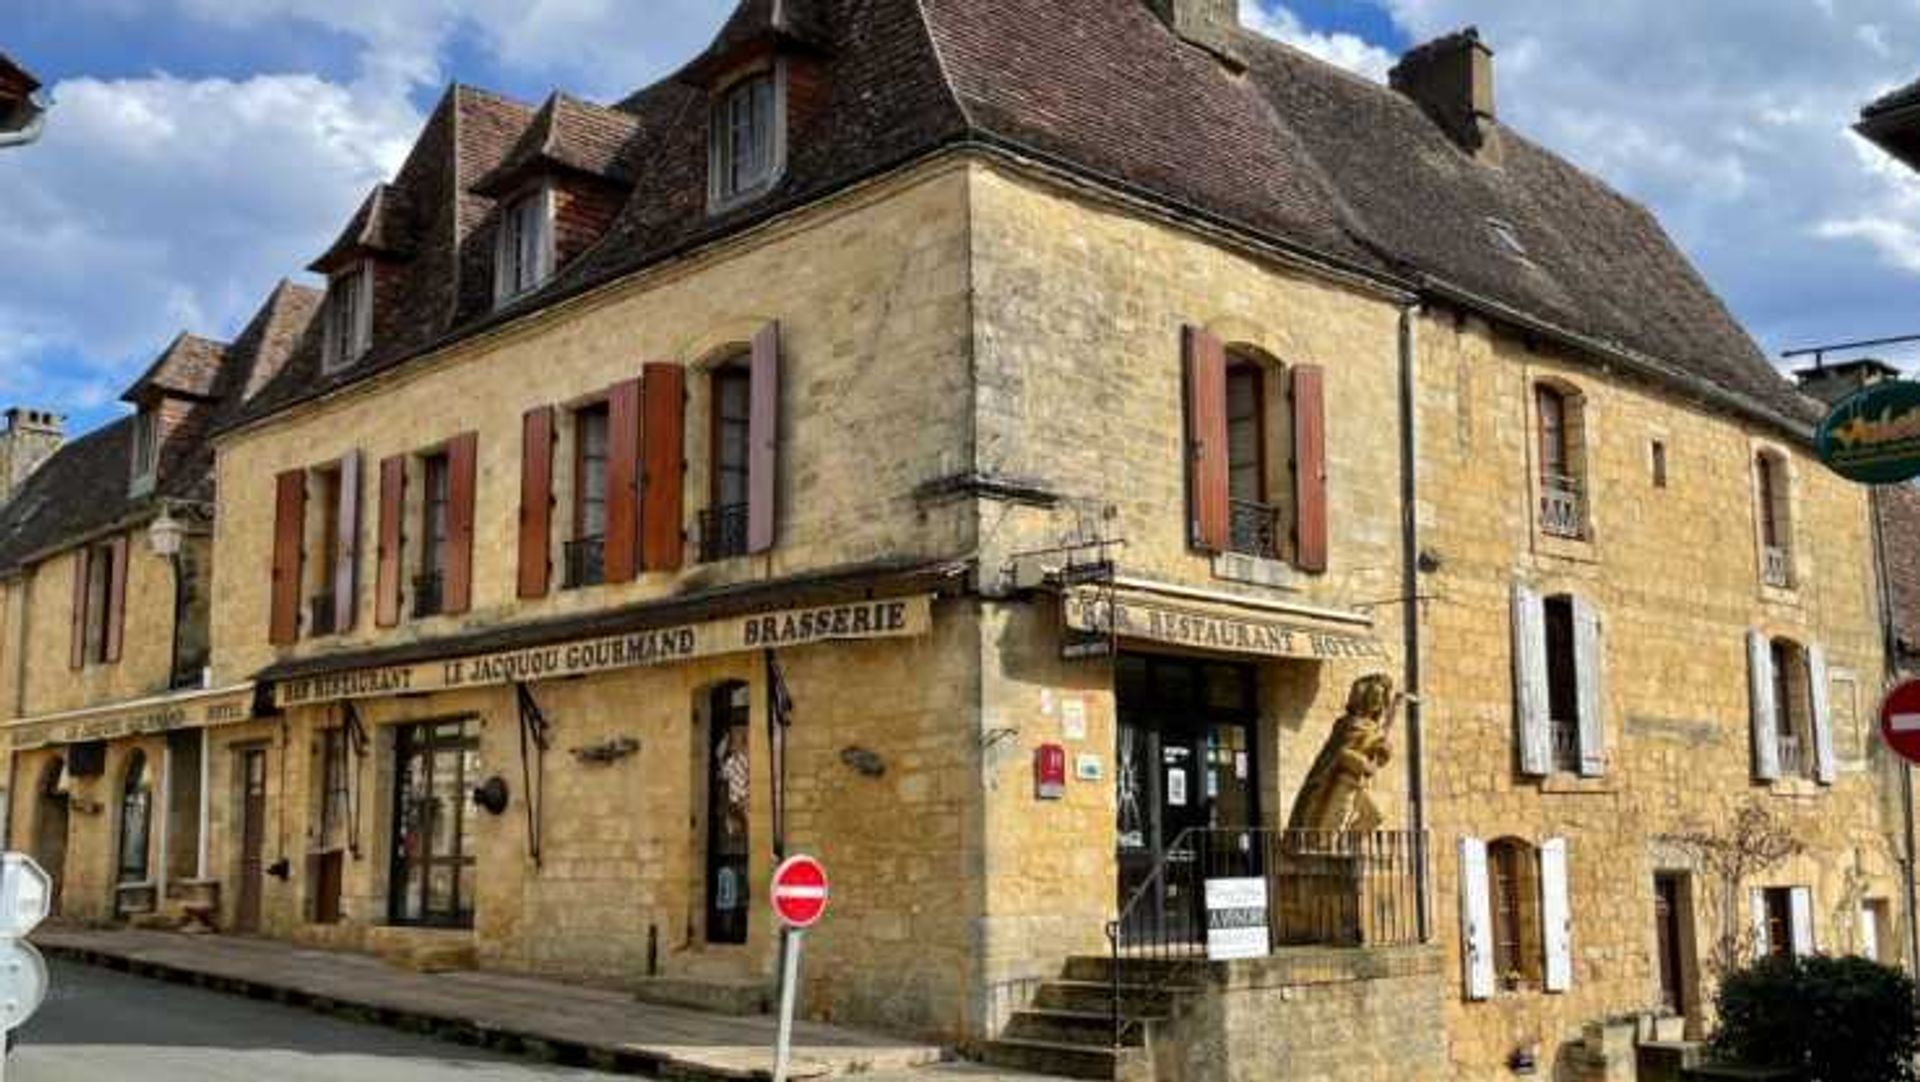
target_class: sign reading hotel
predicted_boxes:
[6,685,256,752]
[1063,590,1382,662]
[274,595,933,708]
[1817,380,1920,485]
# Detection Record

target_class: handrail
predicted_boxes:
[1107,826,1205,1046]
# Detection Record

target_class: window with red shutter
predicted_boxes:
[604,379,642,583]
[1290,364,1328,573]
[520,407,555,599]
[269,469,306,645]
[1184,326,1230,553]
[442,432,478,615]
[375,455,406,628]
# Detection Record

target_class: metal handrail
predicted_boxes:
[1107,826,1205,1046]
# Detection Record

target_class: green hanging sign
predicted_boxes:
[1816,380,1920,485]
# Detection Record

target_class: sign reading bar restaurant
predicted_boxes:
[275,595,934,708]
[5,685,256,751]
[1817,380,1920,485]
[1063,590,1382,662]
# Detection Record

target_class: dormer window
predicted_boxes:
[494,185,554,306]
[129,407,158,491]
[710,69,783,209]
[323,262,374,372]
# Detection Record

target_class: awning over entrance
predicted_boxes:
[4,683,257,752]
[1063,582,1383,662]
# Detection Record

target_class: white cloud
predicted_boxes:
[1239,0,1395,83]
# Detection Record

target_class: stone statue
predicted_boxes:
[1286,674,1398,834]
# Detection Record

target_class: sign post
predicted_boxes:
[1880,678,1920,766]
[769,855,829,1082]
[0,853,53,1079]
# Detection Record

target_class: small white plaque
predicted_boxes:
[1061,699,1088,741]
[1075,753,1104,781]
[1206,877,1271,961]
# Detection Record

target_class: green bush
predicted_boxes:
[1712,953,1918,1081]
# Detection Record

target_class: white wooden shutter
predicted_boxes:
[1572,596,1606,777]
[1749,630,1780,781]
[352,262,374,358]
[1459,837,1495,1001]
[536,183,557,285]
[1540,838,1572,992]
[1808,645,1835,785]
[1513,583,1551,776]
[1751,889,1770,960]
[1790,887,1815,958]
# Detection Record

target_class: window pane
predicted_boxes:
[577,407,610,538]
[714,366,752,508]
[1226,366,1263,503]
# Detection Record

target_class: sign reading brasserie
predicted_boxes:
[1817,380,1920,485]
[6,686,255,751]
[1064,590,1382,662]
[275,595,934,708]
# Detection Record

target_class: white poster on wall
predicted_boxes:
[1206,877,1271,961]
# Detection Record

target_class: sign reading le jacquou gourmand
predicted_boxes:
[274,595,933,708]
[1817,380,1920,485]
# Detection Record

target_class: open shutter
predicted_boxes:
[518,406,554,599]
[334,452,361,633]
[1290,364,1329,573]
[103,534,129,664]
[604,378,642,583]
[642,363,686,571]
[1572,595,1606,777]
[1540,838,1572,992]
[1790,887,1815,957]
[1512,582,1551,775]
[1749,630,1779,781]
[747,321,780,554]
[68,548,89,669]
[1459,837,1495,1000]
[375,455,406,628]
[1184,326,1229,553]
[1751,889,1770,960]
[443,432,477,615]
[269,469,306,646]
[1808,644,1835,785]
[353,262,374,357]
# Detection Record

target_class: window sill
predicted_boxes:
[1532,529,1599,564]
[1766,776,1826,799]
[1210,551,1299,590]
[1757,581,1801,606]
[1538,772,1614,795]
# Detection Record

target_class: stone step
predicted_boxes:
[1034,979,1197,1017]
[631,974,772,1016]
[1003,1007,1159,1048]
[1062,955,1214,986]
[980,1036,1134,1080]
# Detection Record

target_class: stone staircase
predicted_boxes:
[980,956,1206,1080]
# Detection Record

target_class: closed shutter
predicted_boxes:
[1808,644,1835,785]
[443,432,478,615]
[269,469,306,646]
[747,321,780,555]
[1540,838,1572,992]
[1184,326,1229,553]
[1459,836,1495,1001]
[103,534,129,664]
[375,455,406,628]
[518,406,555,599]
[1790,887,1816,957]
[1512,582,1551,775]
[1572,595,1606,777]
[604,378,642,583]
[1751,889,1770,960]
[642,363,686,571]
[334,451,361,633]
[1290,364,1328,573]
[68,547,89,669]
[1749,630,1780,781]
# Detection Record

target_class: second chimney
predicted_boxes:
[1390,27,1500,163]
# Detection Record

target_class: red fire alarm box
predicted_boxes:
[1036,744,1068,801]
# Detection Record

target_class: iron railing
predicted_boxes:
[1228,499,1282,560]
[1762,545,1792,588]
[411,572,444,619]
[1777,733,1806,779]
[1106,828,1426,1045]
[700,503,750,563]
[1551,716,1581,774]
[564,536,606,589]
[1540,473,1585,538]
[308,594,337,638]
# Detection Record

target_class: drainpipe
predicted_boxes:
[1397,301,1429,942]
[1869,488,1920,976]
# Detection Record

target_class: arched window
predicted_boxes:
[117,750,152,885]
[702,354,753,562]
[1488,837,1543,989]
[1756,452,1792,587]
[1535,383,1587,539]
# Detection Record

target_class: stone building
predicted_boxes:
[2,3,1910,1080]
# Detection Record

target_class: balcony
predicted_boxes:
[699,504,750,563]
[1228,498,1282,561]
[564,536,606,589]
[1762,545,1792,589]
[308,594,337,638]
[1539,473,1586,539]
[411,572,444,619]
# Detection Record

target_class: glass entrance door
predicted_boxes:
[389,720,479,928]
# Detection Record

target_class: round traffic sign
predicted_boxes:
[770,855,829,929]
[0,940,48,1033]
[1879,678,1920,766]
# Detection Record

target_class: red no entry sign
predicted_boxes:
[771,855,830,929]
[1880,678,1920,766]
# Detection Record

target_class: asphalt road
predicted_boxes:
[8,958,622,1081]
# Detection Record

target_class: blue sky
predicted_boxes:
[5,1,1920,437]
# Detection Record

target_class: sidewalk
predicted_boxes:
[32,926,983,1081]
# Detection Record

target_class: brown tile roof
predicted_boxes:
[474,93,644,196]
[122,333,230,403]
[1879,484,1920,664]
[310,184,418,272]
[0,53,40,103]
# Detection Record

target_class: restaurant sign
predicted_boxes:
[1063,590,1382,662]
[5,685,256,752]
[274,595,934,708]
[1816,380,1920,485]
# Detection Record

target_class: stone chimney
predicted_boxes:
[0,407,62,505]
[1390,27,1500,163]
[1794,358,1903,407]
[1144,0,1243,65]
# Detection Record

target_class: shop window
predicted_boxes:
[566,402,610,588]
[415,451,450,618]
[710,71,782,208]
[322,261,373,372]
[1756,451,1793,588]
[116,750,152,885]
[702,359,752,562]
[1535,383,1587,539]
[494,184,553,305]
[389,719,478,928]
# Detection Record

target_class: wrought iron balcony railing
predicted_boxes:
[1777,733,1807,779]
[1762,545,1792,589]
[308,594,337,638]
[564,536,606,589]
[411,572,444,620]
[699,503,750,563]
[1228,498,1282,561]
[1550,716,1581,774]
[1539,473,1586,539]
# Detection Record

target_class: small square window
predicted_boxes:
[1650,439,1668,488]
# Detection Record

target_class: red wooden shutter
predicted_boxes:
[375,455,406,628]
[334,452,361,632]
[604,378,642,583]
[1291,364,1329,574]
[269,468,306,645]
[1184,326,1229,553]
[103,533,129,663]
[68,547,89,669]
[747,321,780,554]
[518,406,555,599]
[444,431,478,615]
[642,363,686,571]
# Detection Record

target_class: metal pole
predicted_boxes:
[772,927,803,1082]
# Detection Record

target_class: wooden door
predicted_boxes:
[33,760,69,916]
[237,748,267,933]
[1655,875,1687,1014]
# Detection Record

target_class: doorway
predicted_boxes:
[388,719,478,928]
[703,682,752,945]
[235,746,267,933]
[1654,873,1695,1017]
[31,758,69,917]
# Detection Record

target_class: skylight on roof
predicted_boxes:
[1485,217,1531,261]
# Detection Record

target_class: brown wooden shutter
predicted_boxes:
[1291,364,1329,574]
[68,547,89,670]
[444,431,478,615]
[518,406,555,599]
[334,452,361,632]
[642,363,686,571]
[103,533,129,663]
[1184,325,1229,553]
[604,378,643,583]
[269,468,306,646]
[375,455,406,628]
[747,321,780,554]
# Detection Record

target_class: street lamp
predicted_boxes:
[147,507,187,687]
